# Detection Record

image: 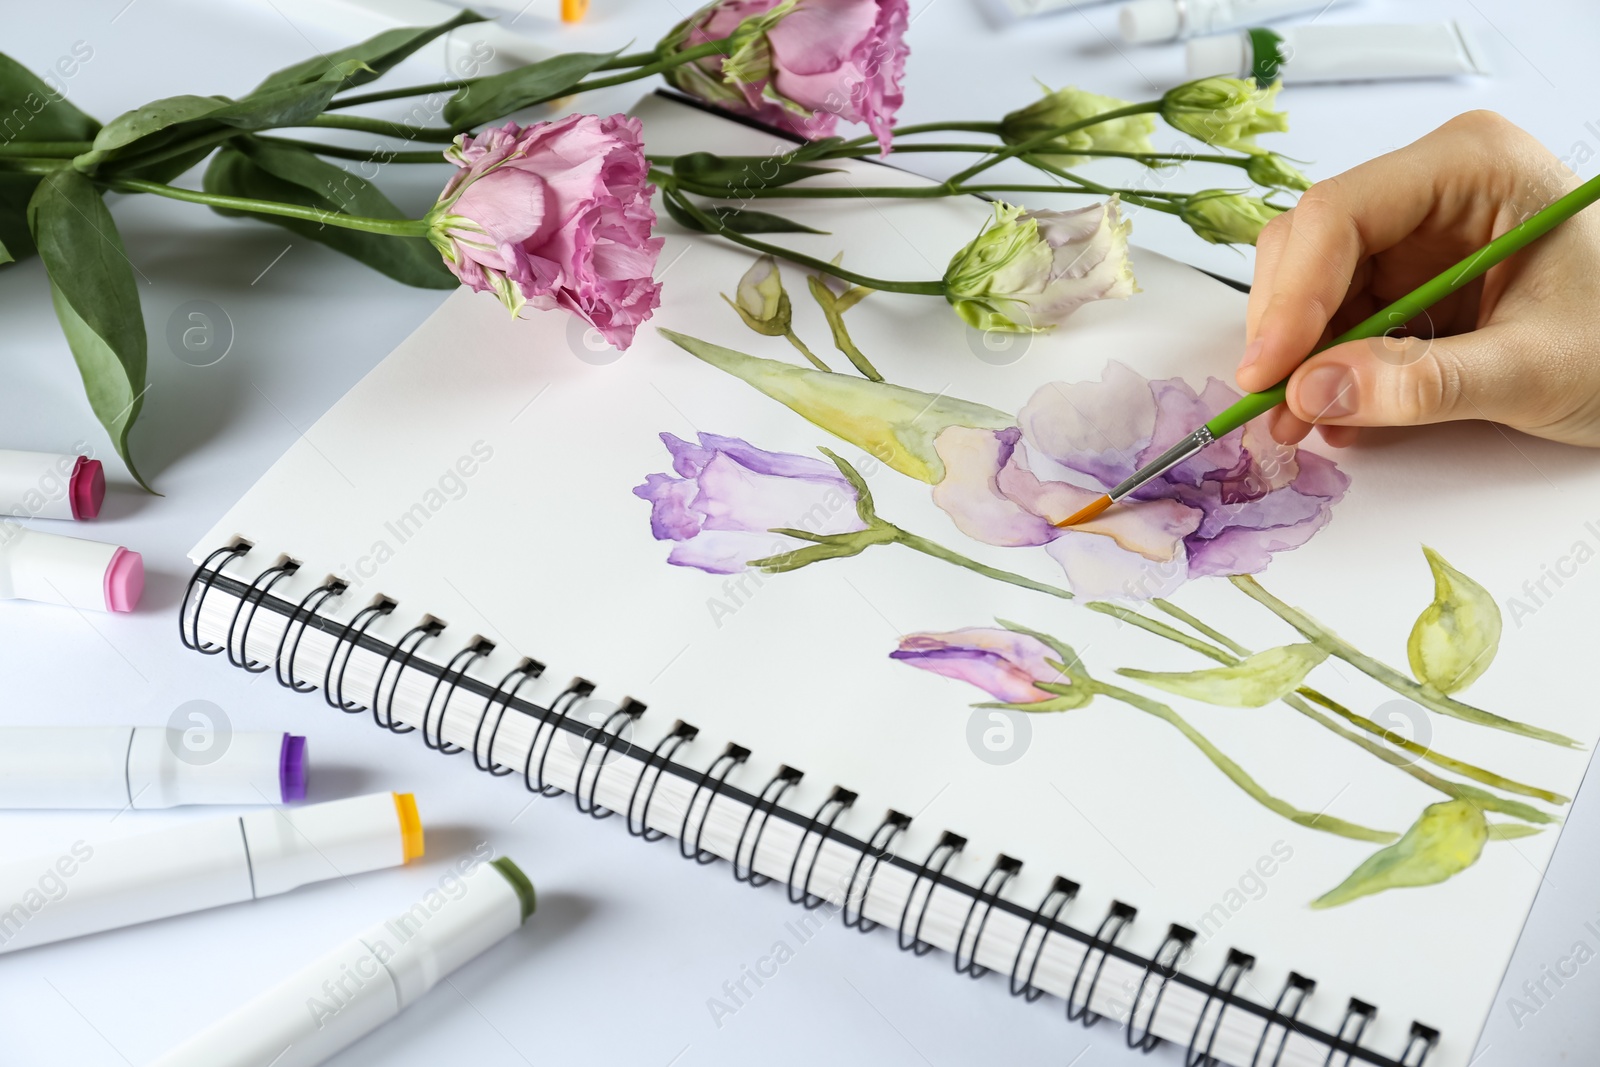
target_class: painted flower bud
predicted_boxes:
[1180,191,1285,246]
[723,255,793,337]
[944,200,1136,333]
[1245,152,1312,192]
[1000,85,1157,167]
[1407,546,1503,694]
[891,626,1089,711]
[1160,77,1288,153]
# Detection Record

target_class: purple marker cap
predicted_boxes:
[279,734,308,802]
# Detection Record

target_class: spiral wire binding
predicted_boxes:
[785,786,857,909]
[733,767,803,887]
[1008,875,1080,1001]
[225,560,299,670]
[1323,1000,1378,1067]
[185,548,1444,1067]
[372,619,444,733]
[953,855,1022,979]
[627,721,698,841]
[679,743,751,863]
[574,698,646,818]
[322,598,395,711]
[473,659,546,774]
[1066,900,1138,1027]
[1187,948,1255,1067]
[1126,924,1196,1052]
[842,810,910,933]
[275,579,347,691]
[1250,973,1316,1067]
[897,831,966,956]
[421,637,495,753]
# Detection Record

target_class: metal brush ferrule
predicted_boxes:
[1106,426,1215,503]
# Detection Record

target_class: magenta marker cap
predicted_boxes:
[69,456,106,519]
[0,528,142,613]
[280,735,308,802]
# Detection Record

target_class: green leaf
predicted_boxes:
[1117,644,1326,707]
[662,193,827,235]
[1311,800,1487,909]
[1407,546,1502,694]
[807,274,879,381]
[27,171,151,490]
[787,136,848,162]
[0,52,101,262]
[442,49,621,130]
[1487,822,1546,841]
[255,9,487,94]
[658,329,1014,483]
[203,138,455,289]
[672,151,839,191]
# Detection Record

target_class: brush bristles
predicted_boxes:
[1056,495,1112,528]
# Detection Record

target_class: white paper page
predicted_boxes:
[191,94,1600,1067]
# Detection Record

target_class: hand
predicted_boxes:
[1236,110,1600,448]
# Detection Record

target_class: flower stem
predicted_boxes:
[1230,575,1581,748]
[102,178,430,236]
[944,101,1163,188]
[307,114,460,143]
[1091,680,1398,843]
[255,135,447,164]
[1022,155,1184,215]
[659,185,945,296]
[785,330,830,371]
[891,529,1075,600]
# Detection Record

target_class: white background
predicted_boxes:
[3,1,1599,1066]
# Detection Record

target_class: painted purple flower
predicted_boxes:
[891,627,1069,704]
[660,0,910,154]
[634,432,868,574]
[931,362,1349,600]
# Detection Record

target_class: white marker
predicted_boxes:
[0,526,142,612]
[0,727,307,809]
[0,792,423,954]
[151,854,535,1067]
[0,449,105,520]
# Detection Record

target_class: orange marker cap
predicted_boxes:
[393,792,425,862]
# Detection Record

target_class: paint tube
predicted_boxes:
[1120,0,1341,45]
[1187,22,1489,84]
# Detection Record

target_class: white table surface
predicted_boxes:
[2,1,1598,1064]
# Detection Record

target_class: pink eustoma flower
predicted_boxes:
[891,628,1069,705]
[932,362,1350,600]
[428,114,664,349]
[661,0,911,154]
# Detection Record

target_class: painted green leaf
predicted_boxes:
[1487,823,1545,841]
[1407,546,1502,694]
[1117,644,1326,708]
[443,49,620,129]
[27,171,152,490]
[807,274,880,381]
[0,52,101,263]
[256,8,485,93]
[1311,800,1488,909]
[658,329,1013,482]
[203,138,456,289]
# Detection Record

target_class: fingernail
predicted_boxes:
[1297,365,1357,421]
[1238,338,1265,373]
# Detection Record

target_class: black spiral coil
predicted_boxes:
[182,547,1442,1067]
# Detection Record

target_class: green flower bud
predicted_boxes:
[722,255,794,337]
[1407,546,1502,694]
[1160,77,1288,153]
[1000,85,1157,167]
[1245,153,1312,192]
[1180,190,1285,246]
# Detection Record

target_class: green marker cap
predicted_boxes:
[490,856,537,923]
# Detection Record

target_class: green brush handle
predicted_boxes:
[1204,171,1600,440]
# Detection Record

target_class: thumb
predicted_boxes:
[1283,328,1524,430]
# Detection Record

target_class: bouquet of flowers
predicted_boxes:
[0,1,1307,490]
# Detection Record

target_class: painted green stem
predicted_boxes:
[659,185,945,296]
[1231,575,1581,748]
[102,178,430,236]
[785,330,829,371]
[1092,680,1397,843]
[892,529,1075,601]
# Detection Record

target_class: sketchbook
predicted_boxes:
[182,91,1600,1067]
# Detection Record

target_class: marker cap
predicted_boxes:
[127,728,308,808]
[1120,0,1182,43]
[69,456,105,520]
[242,792,422,898]
[279,734,308,802]
[0,527,142,612]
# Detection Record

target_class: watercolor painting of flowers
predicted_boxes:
[630,256,1575,910]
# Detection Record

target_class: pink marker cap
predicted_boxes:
[103,547,144,613]
[69,456,105,520]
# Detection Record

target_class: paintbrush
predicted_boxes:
[1057,171,1600,529]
